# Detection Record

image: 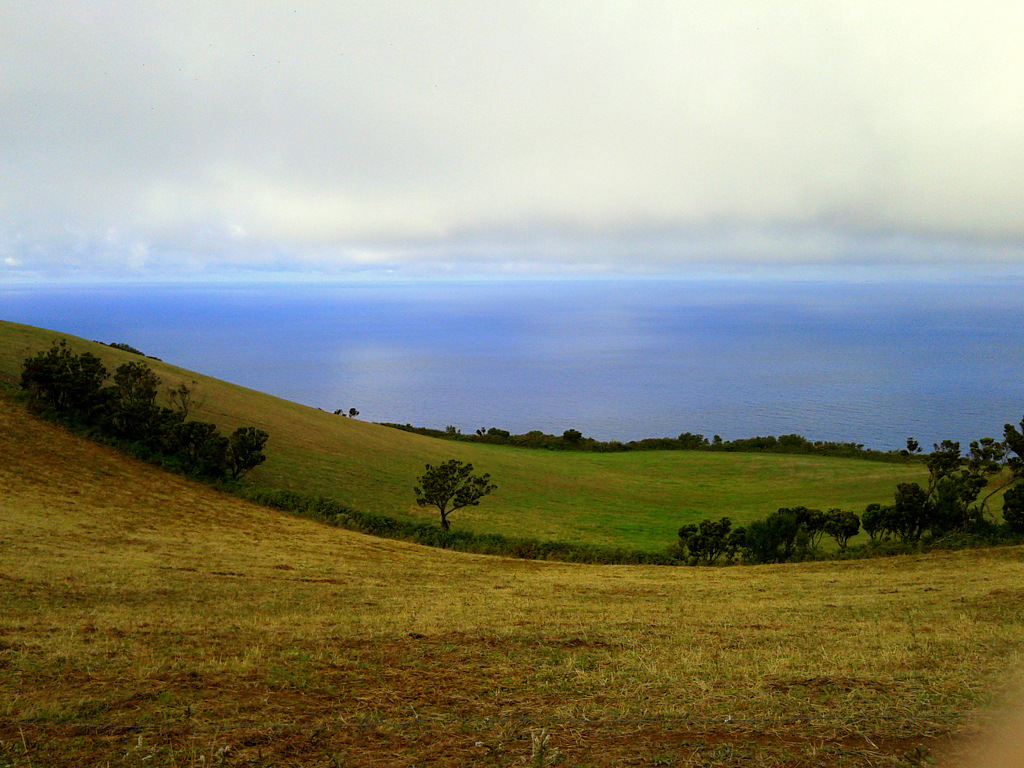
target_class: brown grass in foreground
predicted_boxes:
[1,395,1023,767]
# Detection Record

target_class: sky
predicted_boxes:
[2,1,1023,283]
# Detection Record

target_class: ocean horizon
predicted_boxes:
[3,275,1023,452]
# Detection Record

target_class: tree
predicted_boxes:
[890,482,931,542]
[1004,415,1024,488]
[105,361,163,441]
[1003,485,1024,533]
[167,382,199,421]
[226,426,269,480]
[165,420,228,477]
[915,438,1003,535]
[823,509,860,550]
[20,340,107,416]
[414,459,496,530]
[677,432,708,449]
[744,510,799,564]
[562,428,583,445]
[790,507,827,552]
[109,342,144,356]
[675,517,738,565]
[965,437,1007,518]
[861,503,888,541]
[926,440,963,494]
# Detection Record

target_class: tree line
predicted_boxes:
[19,340,268,481]
[379,423,912,463]
[673,426,1024,565]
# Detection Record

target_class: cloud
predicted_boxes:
[2,1,1023,279]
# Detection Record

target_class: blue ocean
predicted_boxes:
[3,276,1023,451]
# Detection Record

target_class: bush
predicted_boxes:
[823,510,860,550]
[1003,485,1024,533]
[674,517,745,565]
[744,510,799,564]
[19,343,268,484]
[20,340,107,419]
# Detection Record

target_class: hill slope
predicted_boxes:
[2,390,1023,766]
[0,319,925,551]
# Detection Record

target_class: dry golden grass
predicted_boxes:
[2,394,1023,766]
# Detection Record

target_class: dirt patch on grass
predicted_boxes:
[1,716,960,767]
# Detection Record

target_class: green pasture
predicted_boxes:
[0,319,927,552]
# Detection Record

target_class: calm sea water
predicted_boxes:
[3,277,1023,451]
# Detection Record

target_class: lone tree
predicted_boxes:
[414,459,496,530]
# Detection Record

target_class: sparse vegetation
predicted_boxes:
[107,340,145,355]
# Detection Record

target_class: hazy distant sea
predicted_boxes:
[3,276,1023,451]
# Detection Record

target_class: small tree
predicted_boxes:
[677,432,708,449]
[167,382,199,421]
[823,509,860,550]
[105,361,162,441]
[226,426,269,480]
[414,459,496,530]
[789,507,827,553]
[562,428,583,445]
[744,510,799,564]
[1003,415,1024,482]
[675,518,741,565]
[1003,485,1024,533]
[890,482,931,542]
[861,503,888,541]
[165,420,228,477]
[20,340,107,416]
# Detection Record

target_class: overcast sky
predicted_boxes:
[2,2,1023,282]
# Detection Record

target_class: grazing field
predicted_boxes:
[0,320,926,552]
[2,394,1023,767]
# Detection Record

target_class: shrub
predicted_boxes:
[744,510,799,564]
[823,510,860,550]
[1004,485,1024,533]
[20,340,107,418]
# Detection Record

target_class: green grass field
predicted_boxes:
[2,389,1023,767]
[0,319,927,553]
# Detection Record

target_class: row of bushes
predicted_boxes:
[669,507,859,566]
[244,483,1024,568]
[673,427,1024,565]
[233,486,678,565]
[673,507,1024,567]
[378,423,913,463]
[20,340,269,481]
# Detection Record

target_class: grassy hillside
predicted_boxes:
[0,319,926,552]
[2,391,1023,766]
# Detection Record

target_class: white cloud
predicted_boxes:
[2,1,1023,279]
